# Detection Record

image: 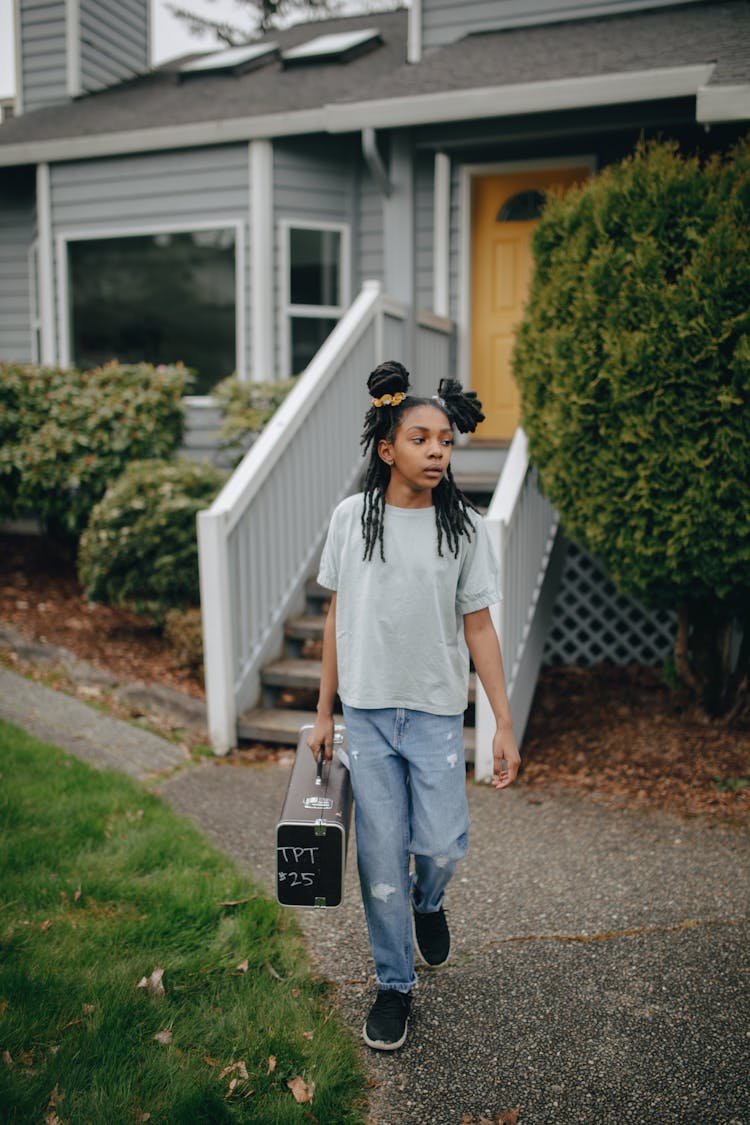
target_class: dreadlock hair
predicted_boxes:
[360,360,485,562]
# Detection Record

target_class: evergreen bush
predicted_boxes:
[0,361,189,539]
[513,138,750,716]
[78,458,225,623]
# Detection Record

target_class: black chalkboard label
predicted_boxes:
[276,822,345,908]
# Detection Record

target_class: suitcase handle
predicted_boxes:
[315,748,325,786]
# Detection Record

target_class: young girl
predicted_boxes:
[307,360,520,1051]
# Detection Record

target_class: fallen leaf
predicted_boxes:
[265,960,284,981]
[287,1077,315,1104]
[499,1112,520,1125]
[74,889,82,903]
[302,1030,314,1041]
[137,967,165,998]
[40,920,52,933]
[267,1055,277,1074]
[219,897,257,907]
[153,1029,173,1045]
[226,1078,239,1098]
[18,1050,34,1067]
[2,1050,13,1069]
[137,1115,151,1122]
[60,891,69,906]
[218,1060,249,1083]
[48,1083,64,1108]
[236,959,249,973]
[82,1004,95,1016]
[204,1055,217,1067]
[45,1115,61,1125]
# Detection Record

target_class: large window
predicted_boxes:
[284,222,348,375]
[67,227,238,395]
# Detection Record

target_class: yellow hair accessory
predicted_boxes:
[371,391,406,408]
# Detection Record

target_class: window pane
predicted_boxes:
[68,230,236,395]
[290,228,341,307]
[496,190,546,223]
[290,316,338,374]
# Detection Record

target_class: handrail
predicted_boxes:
[475,428,563,781]
[198,281,454,754]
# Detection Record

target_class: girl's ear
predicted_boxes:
[377,437,394,466]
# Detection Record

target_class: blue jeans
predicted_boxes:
[342,705,470,994]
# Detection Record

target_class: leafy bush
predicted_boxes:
[78,458,225,623]
[0,361,189,539]
[513,138,750,715]
[213,375,297,465]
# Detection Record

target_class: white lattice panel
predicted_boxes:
[542,537,676,667]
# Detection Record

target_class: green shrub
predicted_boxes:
[213,375,297,465]
[0,361,190,539]
[78,458,225,623]
[513,138,750,715]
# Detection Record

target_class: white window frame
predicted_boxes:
[56,219,246,387]
[279,218,350,377]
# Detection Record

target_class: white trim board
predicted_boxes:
[278,217,351,379]
[457,155,597,393]
[55,218,246,379]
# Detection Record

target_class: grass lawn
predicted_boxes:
[0,719,366,1124]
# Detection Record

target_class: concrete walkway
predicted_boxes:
[2,664,749,1124]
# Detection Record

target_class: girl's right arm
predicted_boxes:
[306,592,338,760]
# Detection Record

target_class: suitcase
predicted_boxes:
[275,724,352,909]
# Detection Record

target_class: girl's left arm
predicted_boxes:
[463,607,521,789]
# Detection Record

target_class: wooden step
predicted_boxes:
[262,658,322,690]
[285,614,326,641]
[453,470,499,495]
[238,707,329,744]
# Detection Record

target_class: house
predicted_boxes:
[1,0,748,764]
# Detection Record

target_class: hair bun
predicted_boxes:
[437,378,485,434]
[367,360,410,400]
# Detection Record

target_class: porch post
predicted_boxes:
[383,130,417,380]
[249,138,274,381]
[36,163,56,365]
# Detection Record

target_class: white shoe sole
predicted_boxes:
[362,1019,409,1051]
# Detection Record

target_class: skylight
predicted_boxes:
[281,28,381,66]
[179,42,278,77]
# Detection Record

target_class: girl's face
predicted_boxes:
[377,403,454,505]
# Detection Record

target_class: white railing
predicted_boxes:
[474,428,565,782]
[198,281,454,754]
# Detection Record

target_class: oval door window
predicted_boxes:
[496,189,546,223]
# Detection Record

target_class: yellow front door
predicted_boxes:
[470,166,589,440]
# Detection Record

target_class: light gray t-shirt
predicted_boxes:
[317,492,502,715]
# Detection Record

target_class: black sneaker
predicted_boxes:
[362,989,411,1051]
[413,906,450,967]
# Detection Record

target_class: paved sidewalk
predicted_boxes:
[2,664,749,1124]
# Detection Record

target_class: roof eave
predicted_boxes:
[2,62,745,168]
[325,64,717,132]
[0,107,326,167]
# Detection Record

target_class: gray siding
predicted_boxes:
[356,160,384,288]
[421,0,705,53]
[273,137,358,376]
[49,145,251,379]
[18,0,67,112]
[414,151,434,311]
[79,0,150,94]
[0,170,36,363]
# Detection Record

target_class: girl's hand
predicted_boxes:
[491,723,521,789]
[307,715,335,761]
